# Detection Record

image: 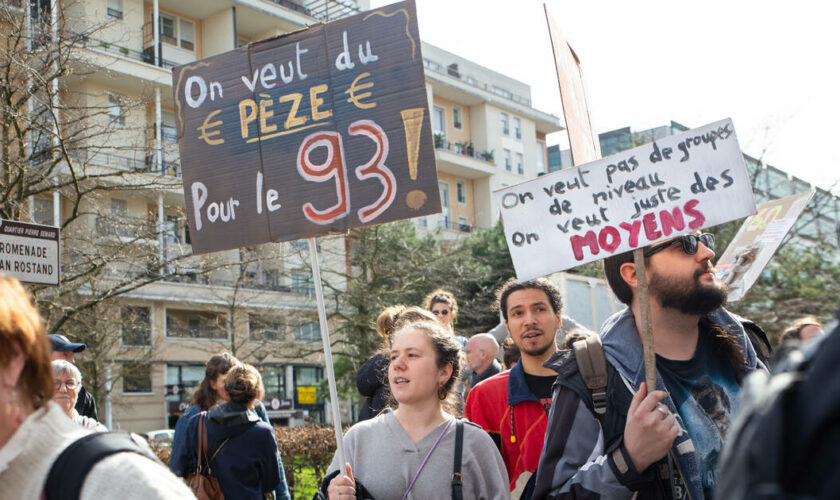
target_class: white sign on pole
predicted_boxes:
[0,219,60,285]
[715,190,814,302]
[494,119,756,281]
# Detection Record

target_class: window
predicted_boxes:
[433,106,446,135]
[293,321,320,344]
[259,365,287,403]
[108,94,125,126]
[456,180,466,205]
[111,198,127,216]
[106,0,122,19]
[249,314,285,342]
[162,111,177,143]
[122,306,151,346]
[165,364,203,425]
[158,14,196,51]
[291,271,314,295]
[160,14,176,44]
[513,117,521,139]
[452,106,462,130]
[179,19,194,51]
[516,153,524,175]
[438,182,450,229]
[501,113,509,135]
[123,363,152,394]
[165,309,227,339]
[503,149,511,171]
[32,197,54,226]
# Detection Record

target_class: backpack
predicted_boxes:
[44,431,161,500]
[716,326,840,499]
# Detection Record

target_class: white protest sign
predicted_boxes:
[715,190,813,302]
[0,219,60,285]
[494,118,756,280]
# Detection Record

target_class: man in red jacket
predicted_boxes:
[465,277,562,499]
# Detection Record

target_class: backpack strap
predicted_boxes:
[451,419,464,500]
[572,335,609,422]
[44,431,158,500]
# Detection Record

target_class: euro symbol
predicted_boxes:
[345,72,376,110]
[197,109,225,145]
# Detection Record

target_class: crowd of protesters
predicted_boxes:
[0,227,838,499]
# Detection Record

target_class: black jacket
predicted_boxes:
[174,402,280,499]
[75,385,97,421]
[356,354,389,421]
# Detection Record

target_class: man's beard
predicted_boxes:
[649,267,727,315]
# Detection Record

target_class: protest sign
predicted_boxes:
[494,118,756,281]
[0,220,60,285]
[172,0,439,254]
[544,4,601,165]
[715,190,813,301]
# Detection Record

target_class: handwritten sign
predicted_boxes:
[172,0,439,254]
[715,190,813,301]
[544,5,601,165]
[0,220,60,285]
[494,119,756,280]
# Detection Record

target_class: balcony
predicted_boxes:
[423,58,532,107]
[433,136,497,179]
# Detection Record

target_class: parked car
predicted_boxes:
[143,429,175,448]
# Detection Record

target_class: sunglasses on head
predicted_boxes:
[643,233,715,258]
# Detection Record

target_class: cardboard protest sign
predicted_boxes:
[544,4,601,165]
[0,220,60,285]
[494,118,756,281]
[172,0,439,254]
[715,190,813,301]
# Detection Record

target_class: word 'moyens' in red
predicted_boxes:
[569,199,706,260]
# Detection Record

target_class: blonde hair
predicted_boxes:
[0,275,53,409]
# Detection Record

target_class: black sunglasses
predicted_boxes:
[643,233,715,258]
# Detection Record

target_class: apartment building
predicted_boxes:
[4,0,370,432]
[549,121,840,250]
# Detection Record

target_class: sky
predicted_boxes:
[369,0,840,193]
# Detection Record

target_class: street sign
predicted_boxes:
[0,219,60,285]
[172,0,439,254]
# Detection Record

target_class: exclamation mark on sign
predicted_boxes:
[400,107,427,210]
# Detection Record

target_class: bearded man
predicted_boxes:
[534,232,768,500]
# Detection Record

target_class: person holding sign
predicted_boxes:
[464,278,564,499]
[318,320,508,499]
[534,232,767,499]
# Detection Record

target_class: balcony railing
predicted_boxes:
[437,219,475,233]
[267,0,312,15]
[433,138,495,163]
[424,58,532,107]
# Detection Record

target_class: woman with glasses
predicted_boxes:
[423,289,468,349]
[51,359,107,431]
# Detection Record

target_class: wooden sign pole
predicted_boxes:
[308,237,346,469]
[632,248,657,392]
[545,4,657,394]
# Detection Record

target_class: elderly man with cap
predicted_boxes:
[466,333,502,387]
[49,334,98,421]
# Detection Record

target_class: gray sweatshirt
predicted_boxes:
[327,409,509,499]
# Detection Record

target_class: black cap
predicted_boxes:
[48,334,86,353]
